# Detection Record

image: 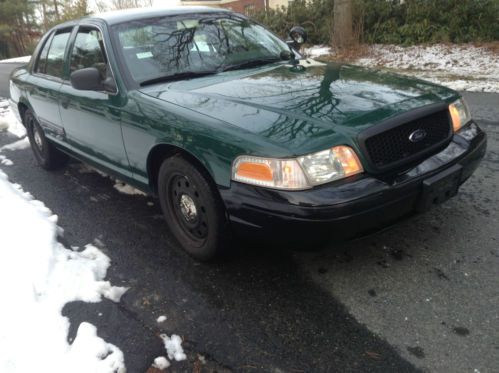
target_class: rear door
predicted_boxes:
[28,28,73,140]
[59,24,131,176]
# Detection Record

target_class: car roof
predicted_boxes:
[84,6,232,26]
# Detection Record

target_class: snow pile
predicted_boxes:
[0,55,31,64]
[152,356,170,370]
[161,333,187,361]
[149,333,186,370]
[157,315,167,323]
[0,169,127,373]
[0,100,28,166]
[355,44,499,92]
[0,99,26,138]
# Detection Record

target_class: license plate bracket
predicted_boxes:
[416,164,463,212]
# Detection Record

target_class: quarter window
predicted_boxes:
[45,31,71,77]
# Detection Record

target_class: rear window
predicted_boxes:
[35,30,72,78]
[34,34,53,74]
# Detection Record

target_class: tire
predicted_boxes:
[25,109,69,170]
[157,154,230,261]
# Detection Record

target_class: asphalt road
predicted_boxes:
[0,62,24,97]
[1,62,498,373]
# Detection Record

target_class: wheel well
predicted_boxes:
[18,103,29,126]
[147,144,214,194]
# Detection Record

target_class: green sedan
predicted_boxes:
[9,7,487,260]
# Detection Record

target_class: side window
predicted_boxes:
[35,34,53,74]
[70,29,107,77]
[45,31,71,77]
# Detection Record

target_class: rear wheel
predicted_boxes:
[25,109,69,170]
[158,155,230,261]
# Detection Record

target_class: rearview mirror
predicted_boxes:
[287,26,308,51]
[70,67,105,91]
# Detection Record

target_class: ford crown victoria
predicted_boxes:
[9,7,487,260]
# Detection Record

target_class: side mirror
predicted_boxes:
[70,67,105,91]
[287,26,308,51]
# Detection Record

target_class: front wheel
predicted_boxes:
[25,109,69,170]
[158,155,230,261]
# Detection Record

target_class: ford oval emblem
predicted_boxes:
[408,128,427,143]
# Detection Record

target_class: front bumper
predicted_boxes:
[219,122,487,241]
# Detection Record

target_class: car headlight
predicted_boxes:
[232,145,363,190]
[449,98,471,132]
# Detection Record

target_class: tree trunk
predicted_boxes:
[53,0,60,20]
[332,0,353,49]
[41,1,48,31]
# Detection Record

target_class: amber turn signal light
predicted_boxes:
[332,145,363,176]
[449,99,471,133]
[449,104,462,132]
[235,162,273,182]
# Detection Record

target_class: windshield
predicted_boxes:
[112,13,290,85]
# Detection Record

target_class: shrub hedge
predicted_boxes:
[252,0,499,45]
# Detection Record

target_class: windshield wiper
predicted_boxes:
[140,71,217,86]
[221,57,283,72]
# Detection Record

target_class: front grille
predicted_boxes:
[363,109,452,169]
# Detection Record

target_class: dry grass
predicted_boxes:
[474,41,499,54]
[421,41,499,55]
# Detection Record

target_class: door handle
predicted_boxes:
[60,97,70,109]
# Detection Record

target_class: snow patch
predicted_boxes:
[65,322,126,373]
[304,45,331,58]
[0,137,29,151]
[354,44,499,93]
[0,55,31,63]
[160,334,187,361]
[75,163,146,197]
[77,162,109,177]
[0,99,26,138]
[198,354,206,364]
[302,44,499,92]
[153,356,171,370]
[0,117,8,131]
[0,169,127,372]
[0,154,13,166]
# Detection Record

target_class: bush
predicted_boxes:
[254,0,334,44]
[252,0,499,45]
[359,0,499,44]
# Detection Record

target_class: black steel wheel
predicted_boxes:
[158,154,230,261]
[25,109,69,170]
[169,174,209,241]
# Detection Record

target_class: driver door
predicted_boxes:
[59,25,131,176]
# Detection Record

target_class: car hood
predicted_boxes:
[139,61,459,155]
